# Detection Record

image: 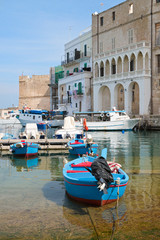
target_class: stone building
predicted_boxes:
[92,0,160,115]
[59,27,92,115]
[19,74,50,110]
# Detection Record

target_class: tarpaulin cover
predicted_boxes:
[90,157,114,188]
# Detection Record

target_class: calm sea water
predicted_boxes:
[0,127,160,240]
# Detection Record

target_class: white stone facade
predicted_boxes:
[59,27,92,115]
[92,0,160,115]
[93,41,151,115]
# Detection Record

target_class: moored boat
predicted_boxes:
[54,116,84,139]
[63,148,129,206]
[67,134,98,155]
[10,141,39,157]
[74,107,140,131]
[18,106,67,128]
[19,123,46,139]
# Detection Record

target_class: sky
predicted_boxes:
[0,0,125,109]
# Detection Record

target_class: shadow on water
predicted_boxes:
[42,180,127,240]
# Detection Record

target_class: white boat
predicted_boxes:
[18,107,67,128]
[0,111,20,125]
[54,116,84,139]
[19,123,46,139]
[74,107,140,131]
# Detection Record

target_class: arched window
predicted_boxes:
[95,62,99,78]
[100,61,104,77]
[130,53,136,71]
[117,57,122,73]
[137,52,143,70]
[111,58,116,74]
[123,55,129,72]
[105,60,110,76]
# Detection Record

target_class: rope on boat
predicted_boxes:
[86,208,100,240]
[116,177,120,207]
[110,177,121,240]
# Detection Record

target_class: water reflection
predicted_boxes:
[11,157,39,172]
[0,131,160,239]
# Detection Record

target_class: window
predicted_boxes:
[74,68,78,72]
[157,55,160,74]
[129,3,133,14]
[112,11,115,21]
[100,17,103,26]
[67,52,69,63]
[75,103,78,108]
[112,38,115,50]
[128,29,133,44]
[100,42,103,53]
[84,63,87,68]
[156,23,160,46]
[100,66,104,77]
[74,83,77,87]
[130,59,134,71]
[84,44,87,56]
[112,64,116,74]
[78,82,82,94]
[68,85,70,90]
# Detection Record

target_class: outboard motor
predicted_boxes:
[90,156,114,192]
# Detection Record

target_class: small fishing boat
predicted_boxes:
[63,148,129,206]
[10,141,39,157]
[67,134,98,155]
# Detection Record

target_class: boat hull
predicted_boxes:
[63,157,129,206]
[10,142,39,157]
[75,118,140,131]
[68,143,98,155]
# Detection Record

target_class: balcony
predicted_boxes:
[61,51,91,66]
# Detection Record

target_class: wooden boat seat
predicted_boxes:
[70,140,83,145]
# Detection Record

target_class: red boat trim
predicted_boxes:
[66,192,117,206]
[67,170,89,173]
[64,178,96,186]
[64,177,128,187]
[13,153,38,157]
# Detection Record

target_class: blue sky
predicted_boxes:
[0,0,125,109]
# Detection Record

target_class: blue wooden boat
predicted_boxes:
[10,141,39,157]
[67,138,98,155]
[63,148,129,206]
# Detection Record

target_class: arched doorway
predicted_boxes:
[114,84,125,110]
[98,86,111,111]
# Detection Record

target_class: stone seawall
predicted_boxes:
[138,115,160,130]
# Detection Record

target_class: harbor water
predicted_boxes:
[0,127,160,239]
